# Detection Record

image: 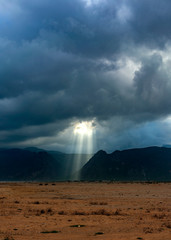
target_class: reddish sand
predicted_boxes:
[0,182,170,240]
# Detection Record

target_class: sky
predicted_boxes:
[1,0,171,153]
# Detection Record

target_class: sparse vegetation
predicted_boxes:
[0,182,171,240]
[70,225,85,228]
[95,232,104,235]
[40,209,45,214]
[47,208,53,213]
[92,209,111,216]
[92,208,122,216]
[90,201,108,205]
[162,222,171,229]
[57,208,122,216]
[143,227,153,234]
[72,210,87,215]
[58,210,67,215]
[153,213,166,219]
[3,237,15,240]
[114,209,122,215]
[26,207,54,216]
[41,230,60,233]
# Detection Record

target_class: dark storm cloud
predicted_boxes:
[128,0,171,48]
[1,0,171,150]
[133,53,171,119]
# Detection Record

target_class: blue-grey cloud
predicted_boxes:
[0,0,171,152]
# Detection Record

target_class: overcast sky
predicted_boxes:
[1,0,171,153]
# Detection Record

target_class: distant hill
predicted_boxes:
[1,146,171,181]
[0,148,92,181]
[24,147,46,152]
[0,148,61,181]
[25,147,92,176]
[79,147,171,181]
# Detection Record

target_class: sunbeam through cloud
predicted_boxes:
[71,120,96,179]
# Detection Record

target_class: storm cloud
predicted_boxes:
[1,0,171,152]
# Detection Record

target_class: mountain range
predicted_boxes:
[0,146,171,181]
[79,147,171,181]
[0,148,91,181]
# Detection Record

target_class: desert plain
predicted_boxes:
[0,182,170,240]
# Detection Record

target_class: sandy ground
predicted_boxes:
[0,182,170,240]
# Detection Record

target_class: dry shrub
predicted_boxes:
[143,227,153,234]
[33,201,40,204]
[58,210,86,215]
[4,236,15,240]
[57,208,122,216]
[153,213,166,219]
[27,207,54,216]
[162,222,171,229]
[92,209,111,216]
[90,201,108,205]
[158,208,165,212]
[95,232,104,235]
[166,224,171,229]
[70,224,85,228]
[41,230,60,233]
[72,210,87,215]
[58,210,67,215]
[0,197,6,200]
[114,209,122,215]
[89,201,98,205]
[47,208,53,214]
[91,208,122,216]
[99,202,108,205]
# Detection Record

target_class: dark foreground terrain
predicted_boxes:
[0,182,171,240]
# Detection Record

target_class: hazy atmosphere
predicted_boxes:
[1,0,171,153]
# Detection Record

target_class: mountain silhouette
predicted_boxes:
[0,146,171,181]
[79,147,171,181]
[0,148,61,181]
[0,148,91,181]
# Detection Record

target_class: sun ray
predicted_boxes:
[70,120,96,180]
